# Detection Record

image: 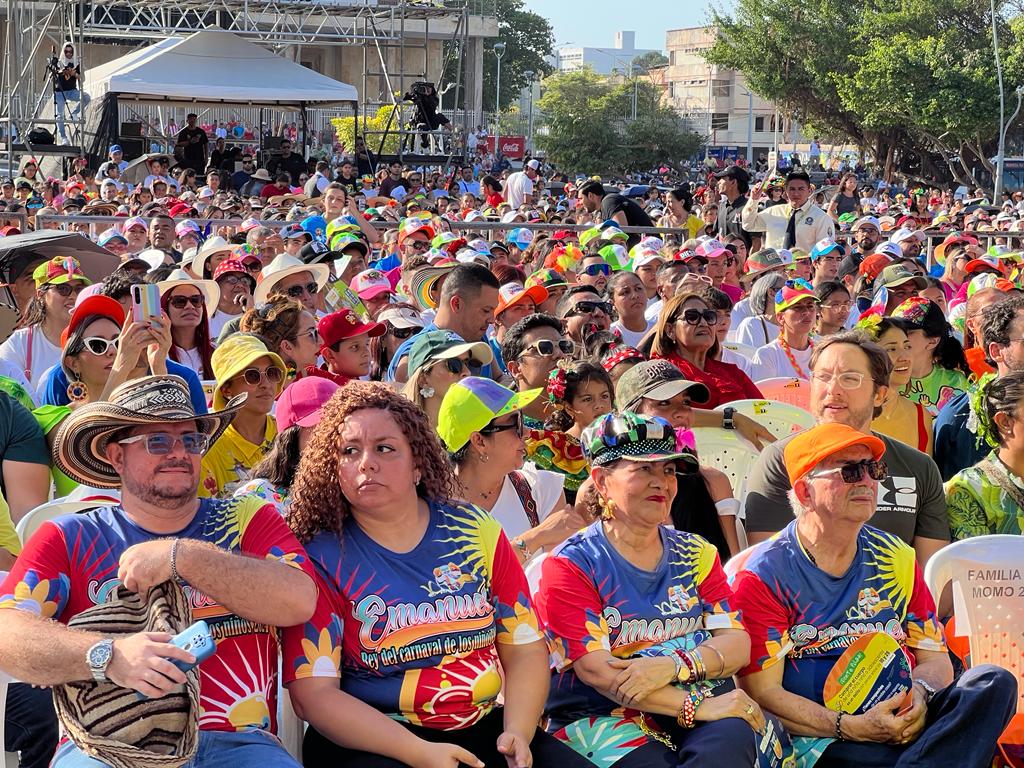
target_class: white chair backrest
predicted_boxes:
[524,552,549,600]
[692,428,760,504]
[924,535,1024,714]
[723,543,761,583]
[15,503,68,545]
[754,377,811,410]
[716,399,814,440]
[721,341,756,361]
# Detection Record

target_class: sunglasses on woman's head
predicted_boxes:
[284,282,319,299]
[46,282,84,298]
[808,459,887,484]
[581,263,611,277]
[168,294,204,310]
[238,366,284,386]
[82,336,119,355]
[441,356,482,376]
[677,308,718,326]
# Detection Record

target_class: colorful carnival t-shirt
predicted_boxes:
[945,452,1024,539]
[902,365,970,416]
[525,429,589,497]
[732,521,945,705]
[536,522,742,723]
[282,499,543,731]
[0,495,314,734]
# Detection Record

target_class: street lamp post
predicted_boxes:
[524,69,535,154]
[998,85,1024,199]
[493,42,506,165]
[742,89,753,166]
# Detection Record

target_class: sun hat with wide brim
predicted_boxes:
[254,252,330,306]
[52,374,245,488]
[211,334,287,410]
[581,411,692,467]
[190,236,235,279]
[409,261,458,311]
[157,269,221,317]
[437,376,542,452]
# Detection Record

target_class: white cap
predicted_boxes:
[526,159,541,171]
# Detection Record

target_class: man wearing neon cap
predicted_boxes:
[733,422,1015,767]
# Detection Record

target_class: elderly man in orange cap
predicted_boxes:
[732,423,1015,768]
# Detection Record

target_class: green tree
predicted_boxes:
[705,0,1024,188]
[535,68,703,174]
[440,0,553,113]
[630,51,669,73]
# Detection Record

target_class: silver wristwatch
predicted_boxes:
[913,678,937,704]
[87,638,114,682]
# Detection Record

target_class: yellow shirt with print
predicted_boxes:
[200,418,276,498]
[0,491,20,557]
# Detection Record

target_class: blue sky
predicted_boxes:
[522,0,717,52]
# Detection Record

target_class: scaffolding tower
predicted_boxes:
[0,0,486,175]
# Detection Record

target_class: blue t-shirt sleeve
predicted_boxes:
[43,365,71,407]
[167,359,209,415]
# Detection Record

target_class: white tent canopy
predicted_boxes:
[84,29,358,107]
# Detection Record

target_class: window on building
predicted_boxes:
[755,116,766,132]
[712,80,731,98]
[711,113,729,131]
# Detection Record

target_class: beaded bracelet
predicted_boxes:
[676,650,698,683]
[835,711,845,741]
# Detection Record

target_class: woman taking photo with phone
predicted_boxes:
[155,269,219,381]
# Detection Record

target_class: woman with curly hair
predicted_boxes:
[283,382,590,768]
[238,296,321,380]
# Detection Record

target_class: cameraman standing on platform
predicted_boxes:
[52,42,81,146]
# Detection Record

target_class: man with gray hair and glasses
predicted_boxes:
[743,331,950,565]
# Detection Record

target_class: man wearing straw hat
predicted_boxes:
[0,375,316,766]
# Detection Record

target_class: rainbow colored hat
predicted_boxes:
[774,278,818,312]
[437,377,541,452]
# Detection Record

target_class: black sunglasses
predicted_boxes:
[441,356,482,375]
[676,308,718,326]
[566,300,612,317]
[46,283,84,298]
[809,459,888,484]
[390,325,417,340]
[481,413,523,438]
[168,294,204,310]
[284,282,319,298]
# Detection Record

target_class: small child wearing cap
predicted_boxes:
[315,309,386,386]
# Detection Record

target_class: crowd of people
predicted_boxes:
[0,143,1021,768]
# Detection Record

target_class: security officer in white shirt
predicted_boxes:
[741,169,834,253]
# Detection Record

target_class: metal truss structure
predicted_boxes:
[1,0,485,174]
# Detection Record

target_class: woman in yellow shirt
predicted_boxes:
[200,334,286,497]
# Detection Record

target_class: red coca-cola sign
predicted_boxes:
[483,136,526,159]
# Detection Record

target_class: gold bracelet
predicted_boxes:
[699,643,727,679]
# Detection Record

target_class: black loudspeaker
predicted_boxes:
[117,137,145,160]
[264,136,284,152]
[120,122,142,137]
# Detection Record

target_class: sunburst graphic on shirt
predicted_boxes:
[396,648,502,729]
[199,496,263,550]
[198,633,276,732]
[861,528,915,614]
[433,503,498,584]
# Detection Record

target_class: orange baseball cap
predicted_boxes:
[784,423,885,484]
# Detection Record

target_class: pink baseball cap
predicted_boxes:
[695,239,730,260]
[123,215,147,232]
[351,268,394,300]
[276,377,341,431]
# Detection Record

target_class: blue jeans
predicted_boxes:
[54,89,80,140]
[5,682,59,768]
[52,729,301,767]
[817,665,1017,768]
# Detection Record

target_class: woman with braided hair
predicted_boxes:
[945,370,1024,539]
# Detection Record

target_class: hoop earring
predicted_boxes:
[67,376,88,403]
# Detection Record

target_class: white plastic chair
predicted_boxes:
[723,543,762,583]
[924,535,1024,716]
[721,341,756,360]
[16,490,119,545]
[754,377,811,410]
[691,428,760,506]
[716,399,814,440]
[524,552,549,600]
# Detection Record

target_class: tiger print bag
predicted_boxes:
[52,581,201,768]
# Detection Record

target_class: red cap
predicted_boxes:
[61,295,126,347]
[317,309,386,349]
[213,258,253,281]
[858,253,893,281]
[0,225,21,236]
[276,376,341,431]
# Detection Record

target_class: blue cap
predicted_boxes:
[109,144,122,153]
[97,228,128,247]
[301,215,327,244]
[281,223,310,240]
